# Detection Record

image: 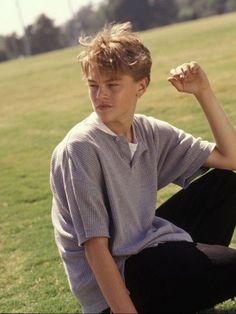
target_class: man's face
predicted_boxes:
[87,68,145,127]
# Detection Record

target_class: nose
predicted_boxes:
[96,86,108,100]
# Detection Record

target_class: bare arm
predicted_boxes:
[168,61,236,170]
[195,88,236,170]
[84,237,137,314]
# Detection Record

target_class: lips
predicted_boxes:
[96,103,112,110]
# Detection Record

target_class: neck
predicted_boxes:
[105,120,134,143]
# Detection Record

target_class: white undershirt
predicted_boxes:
[88,112,138,158]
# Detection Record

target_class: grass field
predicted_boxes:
[0,12,236,313]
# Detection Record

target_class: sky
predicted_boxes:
[0,0,104,36]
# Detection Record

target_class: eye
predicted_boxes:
[88,84,98,89]
[108,83,119,88]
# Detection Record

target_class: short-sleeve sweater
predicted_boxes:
[50,112,215,313]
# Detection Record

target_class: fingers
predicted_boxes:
[169,61,199,81]
[167,75,183,92]
[167,61,201,93]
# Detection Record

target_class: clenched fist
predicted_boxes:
[168,61,212,96]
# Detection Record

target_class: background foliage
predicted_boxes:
[1,0,236,61]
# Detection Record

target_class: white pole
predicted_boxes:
[15,0,31,56]
[67,0,77,45]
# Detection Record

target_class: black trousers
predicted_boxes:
[124,169,236,313]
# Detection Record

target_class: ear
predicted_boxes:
[136,77,149,97]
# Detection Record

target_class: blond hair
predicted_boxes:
[78,22,152,84]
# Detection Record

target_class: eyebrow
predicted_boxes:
[87,78,121,83]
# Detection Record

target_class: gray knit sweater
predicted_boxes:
[50,113,215,313]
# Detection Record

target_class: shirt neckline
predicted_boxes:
[86,112,138,145]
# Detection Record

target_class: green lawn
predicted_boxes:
[0,12,236,313]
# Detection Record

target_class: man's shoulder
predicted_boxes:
[134,113,154,129]
[67,114,98,143]
[134,113,169,132]
[51,114,98,161]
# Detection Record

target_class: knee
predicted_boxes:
[199,169,236,195]
[209,169,236,183]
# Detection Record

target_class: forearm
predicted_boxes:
[168,61,236,169]
[85,239,137,313]
[195,88,236,168]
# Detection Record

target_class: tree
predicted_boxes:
[26,14,64,55]
[225,0,236,12]
[63,4,107,45]
[102,0,179,30]
[4,32,24,59]
[148,0,179,27]
[176,0,196,21]
[106,0,153,30]
[176,0,230,21]
[204,0,227,15]
[0,49,8,62]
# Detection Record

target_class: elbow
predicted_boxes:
[223,160,236,171]
[208,147,236,171]
[228,157,236,171]
[224,160,236,171]
[230,164,236,171]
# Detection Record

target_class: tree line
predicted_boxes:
[1,0,236,62]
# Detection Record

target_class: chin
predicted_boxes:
[96,110,114,122]
[99,115,114,125]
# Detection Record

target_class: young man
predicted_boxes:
[50,22,236,313]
